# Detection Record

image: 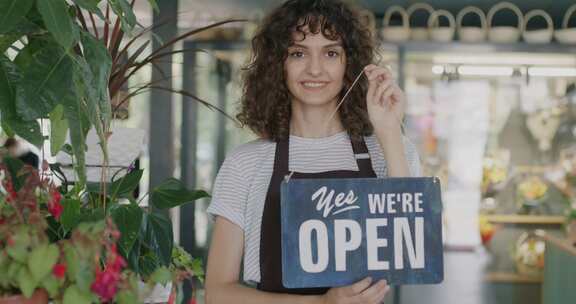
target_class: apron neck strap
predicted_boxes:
[274,134,374,175]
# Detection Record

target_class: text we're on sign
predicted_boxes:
[280,177,443,288]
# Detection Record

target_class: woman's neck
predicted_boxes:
[290,101,345,138]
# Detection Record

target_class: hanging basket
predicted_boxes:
[428,9,456,42]
[523,9,554,44]
[380,5,410,42]
[457,6,487,43]
[487,2,524,43]
[407,3,435,41]
[555,4,576,44]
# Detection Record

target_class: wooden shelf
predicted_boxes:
[484,215,565,225]
[485,272,542,284]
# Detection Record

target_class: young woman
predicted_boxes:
[205,0,421,303]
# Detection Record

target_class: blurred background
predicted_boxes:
[7,0,576,303]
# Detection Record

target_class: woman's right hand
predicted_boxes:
[319,277,390,304]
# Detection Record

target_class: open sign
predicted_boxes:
[280,177,443,288]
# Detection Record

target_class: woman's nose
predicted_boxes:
[306,55,323,76]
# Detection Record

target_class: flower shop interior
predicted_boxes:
[1,0,576,304]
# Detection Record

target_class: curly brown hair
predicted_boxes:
[236,0,376,142]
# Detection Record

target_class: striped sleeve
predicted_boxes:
[403,136,422,177]
[206,151,251,230]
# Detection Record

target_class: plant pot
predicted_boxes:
[138,281,173,304]
[566,219,576,245]
[0,290,48,304]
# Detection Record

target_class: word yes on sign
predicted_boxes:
[280,177,443,288]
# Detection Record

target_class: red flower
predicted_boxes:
[47,200,63,220]
[51,191,62,205]
[189,298,197,304]
[4,180,17,201]
[52,263,67,279]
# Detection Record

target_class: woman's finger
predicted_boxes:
[381,85,396,108]
[354,279,388,303]
[374,79,393,106]
[344,277,373,296]
[366,67,392,82]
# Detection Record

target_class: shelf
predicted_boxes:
[381,41,576,54]
[484,215,565,225]
[485,272,542,284]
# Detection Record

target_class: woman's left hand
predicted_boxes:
[364,64,406,134]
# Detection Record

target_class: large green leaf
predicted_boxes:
[72,0,105,20]
[13,37,47,70]
[150,266,171,285]
[61,198,81,231]
[16,45,74,120]
[28,244,59,282]
[63,285,92,304]
[0,33,20,53]
[37,0,79,49]
[79,31,112,126]
[0,55,43,147]
[110,169,143,199]
[50,104,68,156]
[109,0,136,32]
[0,0,34,34]
[151,178,210,209]
[147,0,159,13]
[144,212,173,267]
[5,226,30,263]
[76,32,112,159]
[61,83,91,189]
[110,204,143,255]
[17,268,37,298]
[2,157,26,191]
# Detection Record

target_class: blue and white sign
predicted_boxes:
[280,177,443,288]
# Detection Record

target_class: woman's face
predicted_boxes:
[284,28,347,108]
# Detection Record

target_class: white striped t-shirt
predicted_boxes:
[206,131,422,284]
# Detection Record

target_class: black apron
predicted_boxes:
[257,135,377,294]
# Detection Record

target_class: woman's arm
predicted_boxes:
[364,64,411,178]
[373,126,410,177]
[205,216,321,304]
[205,217,389,304]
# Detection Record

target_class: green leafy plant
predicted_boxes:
[2,0,237,301]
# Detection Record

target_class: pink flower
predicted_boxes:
[91,246,127,302]
[52,263,67,279]
[91,269,121,302]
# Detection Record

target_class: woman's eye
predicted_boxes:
[289,51,304,58]
[327,50,340,57]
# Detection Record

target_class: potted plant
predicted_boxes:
[0,158,142,304]
[1,0,238,302]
